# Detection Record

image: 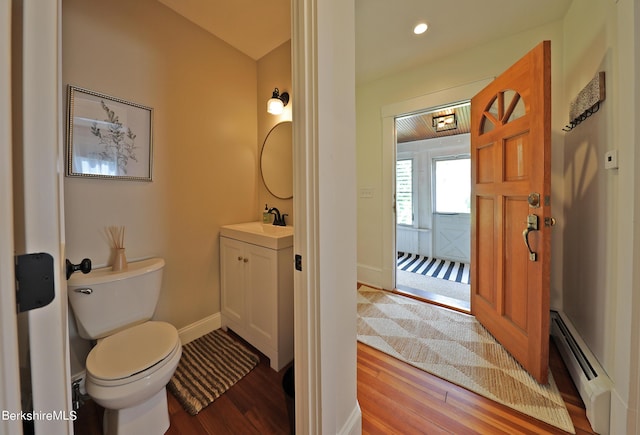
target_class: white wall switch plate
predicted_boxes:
[604,150,618,169]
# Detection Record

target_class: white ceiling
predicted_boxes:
[159,0,572,84]
[356,0,572,83]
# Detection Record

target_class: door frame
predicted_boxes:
[0,0,22,433]
[8,1,73,433]
[380,79,492,291]
[292,0,361,433]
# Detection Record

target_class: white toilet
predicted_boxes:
[68,257,182,435]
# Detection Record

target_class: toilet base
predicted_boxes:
[103,387,169,435]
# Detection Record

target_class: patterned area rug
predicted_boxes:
[357,286,575,434]
[168,329,259,415]
[397,252,470,284]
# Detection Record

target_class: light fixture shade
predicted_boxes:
[432,113,457,132]
[267,88,289,115]
[267,97,285,115]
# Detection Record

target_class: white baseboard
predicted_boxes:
[610,388,632,435]
[177,312,221,345]
[357,263,382,289]
[338,402,362,435]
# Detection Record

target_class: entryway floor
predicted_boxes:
[396,269,470,312]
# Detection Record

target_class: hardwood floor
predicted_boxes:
[359,340,596,435]
[73,335,292,435]
[74,333,596,435]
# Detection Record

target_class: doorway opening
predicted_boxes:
[394,102,471,312]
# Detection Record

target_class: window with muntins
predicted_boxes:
[396,159,413,225]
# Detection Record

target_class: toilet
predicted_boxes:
[68,257,182,435]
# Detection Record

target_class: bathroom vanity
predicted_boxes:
[219,222,293,371]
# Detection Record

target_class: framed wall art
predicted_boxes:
[66,85,153,181]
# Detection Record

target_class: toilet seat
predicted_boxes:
[87,321,180,387]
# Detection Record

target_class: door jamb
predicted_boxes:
[380,79,493,291]
[0,0,23,433]
[21,1,74,433]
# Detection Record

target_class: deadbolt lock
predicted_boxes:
[528,193,540,208]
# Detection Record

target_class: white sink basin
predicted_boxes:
[220,221,293,249]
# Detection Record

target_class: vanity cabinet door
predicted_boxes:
[219,234,293,370]
[220,237,246,326]
[244,244,278,345]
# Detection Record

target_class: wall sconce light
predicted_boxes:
[267,88,289,115]
[432,113,457,132]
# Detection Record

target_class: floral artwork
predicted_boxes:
[90,100,138,176]
[66,86,153,181]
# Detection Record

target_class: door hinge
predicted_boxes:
[15,253,55,313]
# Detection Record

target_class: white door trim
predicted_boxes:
[380,78,493,290]
[21,1,73,433]
[292,0,361,433]
[292,0,322,431]
[0,0,23,433]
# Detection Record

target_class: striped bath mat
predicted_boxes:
[397,252,470,284]
[168,329,259,415]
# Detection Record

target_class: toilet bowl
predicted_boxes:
[68,258,182,435]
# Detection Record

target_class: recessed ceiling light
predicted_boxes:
[413,22,428,35]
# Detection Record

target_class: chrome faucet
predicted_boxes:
[268,207,288,226]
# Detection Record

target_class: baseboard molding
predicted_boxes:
[357,263,382,289]
[177,312,221,345]
[610,388,631,435]
[338,402,362,435]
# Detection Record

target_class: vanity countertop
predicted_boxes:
[220,221,293,250]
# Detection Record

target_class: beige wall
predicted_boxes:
[63,0,258,334]
[257,41,293,224]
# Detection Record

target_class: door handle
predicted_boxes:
[65,258,92,280]
[522,214,538,262]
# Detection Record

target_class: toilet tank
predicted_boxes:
[68,258,165,340]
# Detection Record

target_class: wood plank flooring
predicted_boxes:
[74,330,597,435]
[73,333,291,435]
[359,340,596,435]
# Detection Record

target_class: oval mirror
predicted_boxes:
[260,121,293,199]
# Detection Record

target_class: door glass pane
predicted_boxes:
[482,96,498,134]
[396,159,413,225]
[504,89,526,122]
[435,158,470,213]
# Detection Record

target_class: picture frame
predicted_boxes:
[66,85,153,181]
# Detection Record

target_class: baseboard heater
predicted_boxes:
[550,310,612,434]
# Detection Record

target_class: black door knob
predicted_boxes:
[65,258,92,280]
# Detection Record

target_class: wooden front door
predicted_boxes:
[470,41,552,384]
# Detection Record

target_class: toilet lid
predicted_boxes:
[86,321,179,381]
